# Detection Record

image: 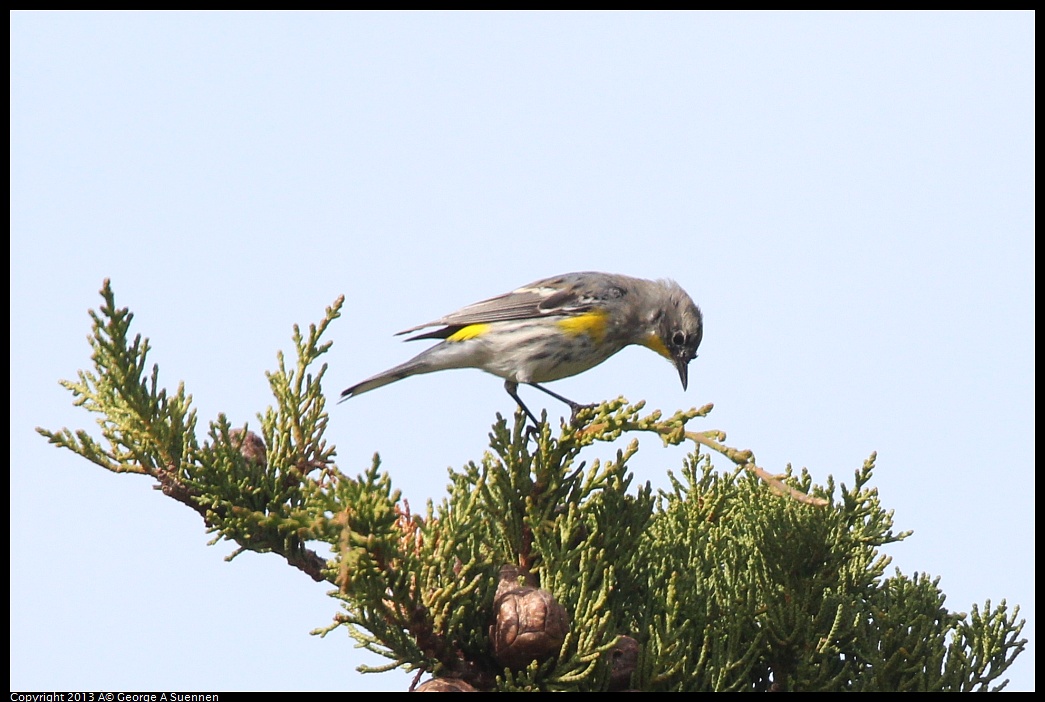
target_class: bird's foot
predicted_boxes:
[568,401,598,426]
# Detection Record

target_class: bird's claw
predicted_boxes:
[568,402,597,425]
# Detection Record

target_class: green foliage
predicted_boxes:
[39,282,1026,691]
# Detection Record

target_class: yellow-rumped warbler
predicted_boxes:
[339,272,703,424]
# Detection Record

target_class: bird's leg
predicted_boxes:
[504,380,542,435]
[527,382,596,425]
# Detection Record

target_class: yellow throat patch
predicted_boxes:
[641,333,672,360]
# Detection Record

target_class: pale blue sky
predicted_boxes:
[11,11,1034,692]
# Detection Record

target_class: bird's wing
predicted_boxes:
[396,273,616,338]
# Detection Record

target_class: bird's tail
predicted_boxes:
[339,347,446,402]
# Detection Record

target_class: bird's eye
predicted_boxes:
[671,330,686,347]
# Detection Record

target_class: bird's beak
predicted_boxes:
[675,357,689,391]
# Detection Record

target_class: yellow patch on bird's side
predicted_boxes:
[447,323,492,342]
[641,333,672,360]
[556,311,609,342]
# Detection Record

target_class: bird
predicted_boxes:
[339,271,703,425]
